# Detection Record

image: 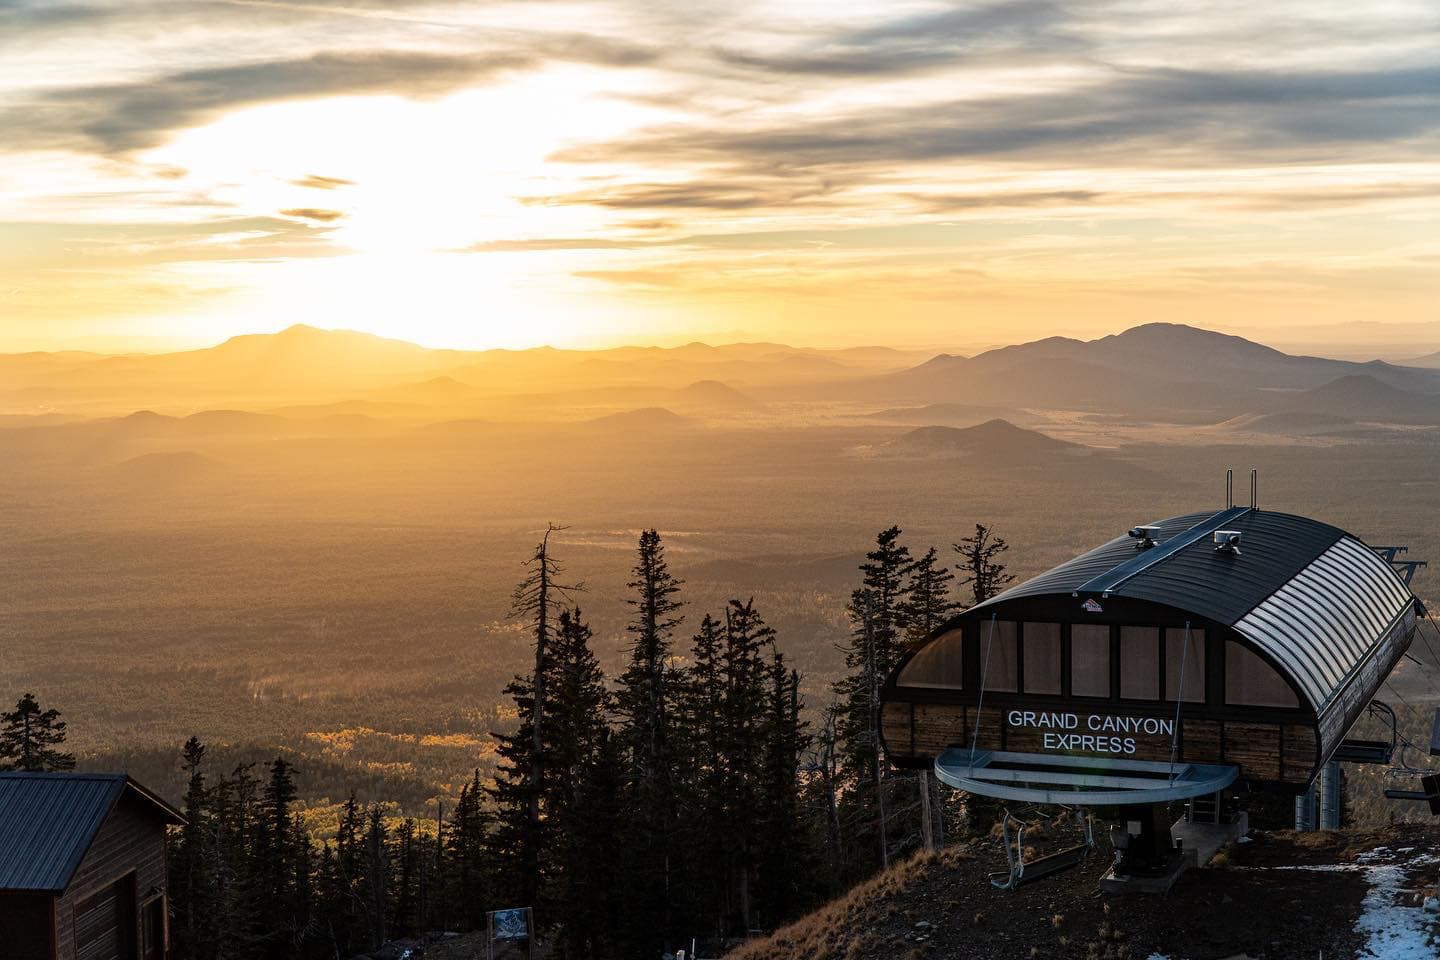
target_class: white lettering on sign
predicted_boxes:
[1007,710,1173,756]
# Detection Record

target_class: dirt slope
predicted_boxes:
[729,827,1440,960]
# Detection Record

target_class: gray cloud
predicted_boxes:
[906,190,1106,213]
[713,1,1079,77]
[4,35,657,154]
[527,178,842,211]
[555,64,1440,173]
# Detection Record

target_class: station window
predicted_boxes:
[1164,628,1206,702]
[1120,626,1161,700]
[1022,622,1061,694]
[1070,624,1110,697]
[1225,642,1298,708]
[977,620,1019,693]
[896,628,964,689]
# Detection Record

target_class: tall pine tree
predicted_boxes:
[832,528,915,877]
[615,530,686,956]
[493,525,580,910]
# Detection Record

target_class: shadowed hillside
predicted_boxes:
[881,419,1082,460]
[1286,374,1440,424]
[728,827,1440,960]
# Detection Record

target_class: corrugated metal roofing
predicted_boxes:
[972,508,1416,712]
[0,773,183,894]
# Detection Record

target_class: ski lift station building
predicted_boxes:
[881,504,1421,805]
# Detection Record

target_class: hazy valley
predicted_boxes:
[5,322,1440,829]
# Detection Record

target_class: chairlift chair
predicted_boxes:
[989,806,1095,890]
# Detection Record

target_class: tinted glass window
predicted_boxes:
[1023,622,1061,694]
[1070,624,1110,697]
[1121,626,1161,700]
[896,628,964,689]
[1226,642,1298,708]
[977,620,1018,693]
[1164,628,1206,703]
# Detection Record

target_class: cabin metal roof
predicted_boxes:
[0,773,184,894]
[970,508,1416,712]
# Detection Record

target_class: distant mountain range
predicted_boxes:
[0,324,925,416]
[858,323,1440,415]
[7,321,1440,428]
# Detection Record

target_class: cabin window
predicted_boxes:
[1022,622,1061,694]
[1225,642,1299,708]
[1164,628,1206,702]
[977,620,1019,692]
[896,628,964,689]
[1120,626,1161,700]
[1070,624,1111,697]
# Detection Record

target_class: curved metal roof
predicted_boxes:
[970,508,1416,713]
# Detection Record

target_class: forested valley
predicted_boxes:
[6,523,1013,959]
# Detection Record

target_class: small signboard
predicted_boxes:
[487,907,533,959]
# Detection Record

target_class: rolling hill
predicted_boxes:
[1284,374,1440,424]
[671,379,758,411]
[883,419,1081,460]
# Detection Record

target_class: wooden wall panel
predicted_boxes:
[1224,723,1281,780]
[1182,720,1223,764]
[911,704,969,756]
[1282,724,1318,783]
[879,702,913,755]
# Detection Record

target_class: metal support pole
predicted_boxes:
[918,770,935,851]
[1294,782,1316,832]
[1319,761,1342,830]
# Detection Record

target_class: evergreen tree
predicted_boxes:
[541,607,611,939]
[905,546,958,641]
[444,772,491,932]
[953,523,1015,606]
[831,529,914,876]
[679,613,730,943]
[328,792,368,955]
[0,692,75,771]
[171,737,216,960]
[555,728,623,960]
[753,652,810,927]
[363,806,389,950]
[499,524,581,910]
[391,818,421,938]
[615,530,686,956]
[717,598,776,935]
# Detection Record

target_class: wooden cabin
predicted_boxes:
[881,507,1419,802]
[0,772,184,960]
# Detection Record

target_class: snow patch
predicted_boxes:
[1246,848,1438,959]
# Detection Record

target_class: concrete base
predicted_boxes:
[1099,849,1193,895]
[1172,811,1249,867]
[1100,812,1250,894]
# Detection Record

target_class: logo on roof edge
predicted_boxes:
[1081,598,1104,613]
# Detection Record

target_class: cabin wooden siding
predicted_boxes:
[881,700,1319,784]
[53,793,169,960]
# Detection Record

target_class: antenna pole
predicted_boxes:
[1226,469,1233,509]
[1250,469,1257,510]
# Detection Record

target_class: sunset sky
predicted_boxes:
[1,0,1437,352]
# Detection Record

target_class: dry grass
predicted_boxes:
[727,848,965,960]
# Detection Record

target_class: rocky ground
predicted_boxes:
[728,825,1440,960]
